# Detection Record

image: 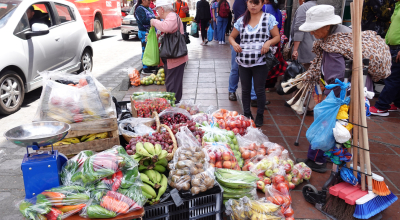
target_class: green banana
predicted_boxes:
[141,183,157,198]
[143,159,150,166]
[155,174,168,201]
[155,158,168,167]
[154,164,166,173]
[155,171,162,184]
[136,143,152,157]
[144,170,157,183]
[132,154,143,162]
[143,142,156,156]
[158,150,168,160]
[142,191,153,199]
[140,173,156,188]
[215,172,257,189]
[139,165,148,171]
[154,144,162,156]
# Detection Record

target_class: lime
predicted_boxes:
[157,81,160,85]
[149,80,153,84]
[161,81,165,85]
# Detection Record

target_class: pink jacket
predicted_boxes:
[151,12,189,69]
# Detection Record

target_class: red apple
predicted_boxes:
[272,175,285,185]
[263,177,271,185]
[215,161,222,168]
[222,152,231,161]
[242,164,249,171]
[276,182,290,193]
[284,163,292,174]
[288,182,296,190]
[215,151,222,161]
[209,152,216,163]
[223,161,232,169]
[256,181,265,191]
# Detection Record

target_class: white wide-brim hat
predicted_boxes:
[299,5,342,32]
[155,0,173,8]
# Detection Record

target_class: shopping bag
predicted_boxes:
[306,79,350,151]
[207,24,213,42]
[142,27,159,66]
[190,22,198,36]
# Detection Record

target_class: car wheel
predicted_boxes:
[0,71,25,115]
[79,50,93,73]
[122,33,129,40]
[89,18,103,41]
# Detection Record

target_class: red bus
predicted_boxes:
[65,0,122,41]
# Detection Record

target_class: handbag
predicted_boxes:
[282,41,293,61]
[160,14,188,59]
[265,51,279,70]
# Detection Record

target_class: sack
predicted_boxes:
[218,1,230,18]
[207,24,213,42]
[190,22,198,36]
[142,27,160,66]
[160,14,188,59]
[282,41,293,61]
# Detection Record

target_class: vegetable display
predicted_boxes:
[133,98,171,118]
[131,92,176,106]
[212,109,255,135]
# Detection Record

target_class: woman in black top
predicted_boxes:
[195,0,212,45]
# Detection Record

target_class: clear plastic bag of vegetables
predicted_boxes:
[290,162,312,185]
[61,150,95,186]
[203,142,240,170]
[225,196,284,220]
[118,117,155,137]
[168,127,215,195]
[17,186,90,220]
[265,184,294,219]
[191,112,210,125]
[177,99,202,115]
[236,127,270,156]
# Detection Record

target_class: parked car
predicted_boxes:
[121,7,138,40]
[121,6,132,19]
[0,0,93,114]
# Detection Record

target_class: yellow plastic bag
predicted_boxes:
[336,105,349,120]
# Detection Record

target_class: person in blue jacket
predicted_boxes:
[262,0,282,30]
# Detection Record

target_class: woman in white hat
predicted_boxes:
[295,5,375,173]
[150,0,188,103]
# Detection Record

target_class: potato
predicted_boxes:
[182,182,191,191]
[171,175,181,182]
[176,161,186,169]
[195,163,203,169]
[179,155,187,161]
[169,181,176,188]
[191,187,200,195]
[199,185,207,192]
[182,167,190,175]
[190,167,199,175]
[197,168,205,173]
[191,178,201,187]
[176,169,185,176]
[203,176,214,188]
[182,175,191,182]
[199,151,205,158]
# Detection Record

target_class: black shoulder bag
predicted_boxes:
[160,14,188,59]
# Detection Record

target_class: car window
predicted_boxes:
[14,12,29,34]
[0,1,21,29]
[29,3,54,27]
[54,3,74,24]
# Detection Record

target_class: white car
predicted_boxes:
[0,0,93,114]
[121,7,138,40]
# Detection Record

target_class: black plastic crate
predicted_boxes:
[143,183,223,220]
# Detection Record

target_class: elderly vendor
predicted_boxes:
[294,5,374,172]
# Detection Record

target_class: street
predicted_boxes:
[0,28,143,219]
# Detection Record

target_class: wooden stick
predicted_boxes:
[348,2,355,170]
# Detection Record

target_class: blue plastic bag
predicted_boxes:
[190,22,198,36]
[306,79,350,151]
[207,24,213,42]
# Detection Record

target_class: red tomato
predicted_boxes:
[273,175,286,185]
[272,195,284,205]
[284,207,294,217]
[238,115,245,121]
[241,120,247,128]
[232,128,240,135]
[230,121,236,128]
[276,182,290,194]
[282,196,291,207]
[285,217,295,220]
[239,127,244,134]
[245,120,251,127]
[219,121,226,129]
[235,120,242,128]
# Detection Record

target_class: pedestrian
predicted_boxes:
[150,0,188,103]
[229,0,258,104]
[225,9,232,35]
[228,0,280,127]
[362,0,396,39]
[134,0,157,74]
[211,0,219,41]
[262,0,282,30]
[370,0,400,116]
[173,0,189,33]
[290,0,317,69]
[293,5,375,172]
[216,0,230,44]
[195,0,212,45]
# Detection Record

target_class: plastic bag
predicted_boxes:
[131,91,176,106]
[158,107,192,120]
[290,162,312,185]
[143,27,160,66]
[34,71,115,123]
[236,127,270,163]
[332,121,351,143]
[118,117,155,137]
[215,168,258,189]
[265,184,294,219]
[192,113,210,125]
[61,150,95,186]
[132,95,171,117]
[306,79,350,151]
[168,127,215,195]
[207,24,213,42]
[177,99,202,115]
[128,67,141,86]
[211,109,254,135]
[203,142,241,170]
[190,22,198,36]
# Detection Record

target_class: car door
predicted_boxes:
[52,2,80,65]
[23,2,65,88]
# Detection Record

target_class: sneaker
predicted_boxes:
[370,106,389,116]
[221,41,226,45]
[200,42,205,46]
[204,40,208,45]
[219,41,222,44]
[296,158,327,173]
[141,68,153,75]
[255,114,263,127]
[388,104,400,112]
[229,92,237,101]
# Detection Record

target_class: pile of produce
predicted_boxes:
[51,132,109,147]
[215,169,258,202]
[265,183,294,220]
[225,196,283,220]
[212,109,255,135]
[131,92,176,106]
[169,121,205,142]
[131,142,169,164]
[177,100,202,115]
[158,108,191,126]
[140,69,165,86]
[203,142,240,170]
[140,170,168,205]
[127,131,175,154]
[168,127,215,195]
[20,146,147,219]
[128,68,141,86]
[133,98,171,118]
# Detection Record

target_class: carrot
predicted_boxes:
[41,192,65,208]
[68,84,75,86]
[220,109,228,113]
[100,196,129,214]
[57,204,86,213]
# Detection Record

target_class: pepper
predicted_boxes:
[44,208,62,220]
[91,190,106,202]
[71,171,82,182]
[87,205,117,218]
[112,170,123,191]
[57,204,86,213]
[41,192,65,208]
[121,167,139,189]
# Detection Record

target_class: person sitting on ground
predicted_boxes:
[150,0,188,103]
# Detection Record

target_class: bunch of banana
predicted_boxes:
[249,200,280,214]
[250,212,282,220]
[140,173,168,205]
[138,158,168,173]
[52,137,80,146]
[80,132,108,142]
[133,142,168,164]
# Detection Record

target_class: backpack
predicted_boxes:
[218,1,230,18]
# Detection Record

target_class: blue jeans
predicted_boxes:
[229,45,257,100]
[213,20,218,41]
[375,48,400,110]
[138,30,148,70]
[217,17,228,42]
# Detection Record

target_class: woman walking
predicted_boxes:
[134,0,156,74]
[211,0,219,41]
[150,0,188,103]
[195,0,212,45]
[216,0,230,44]
[228,0,280,127]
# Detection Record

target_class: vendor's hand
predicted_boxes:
[145,32,148,42]
[213,17,216,22]
[233,43,242,53]
[292,50,298,60]
[155,16,160,20]
[397,51,400,63]
[261,41,270,55]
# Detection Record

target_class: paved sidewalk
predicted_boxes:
[124,36,400,219]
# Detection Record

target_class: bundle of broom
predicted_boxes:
[321,0,397,219]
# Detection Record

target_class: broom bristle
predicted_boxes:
[342,204,356,220]
[372,179,391,196]
[353,192,398,219]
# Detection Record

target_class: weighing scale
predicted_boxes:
[4,121,70,199]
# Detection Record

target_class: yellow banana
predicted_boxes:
[53,141,72,146]
[250,202,280,213]
[62,137,80,144]
[81,133,95,142]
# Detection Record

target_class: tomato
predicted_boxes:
[273,175,286,185]
[231,111,238,116]
[225,127,231,131]
[235,120,242,128]
[285,217,295,220]
[276,182,290,194]
[282,196,291,207]
[241,120,247,128]
[239,127,244,134]
[245,120,251,127]
[284,207,294,217]
[238,115,245,121]
[219,121,226,129]
[272,195,284,205]
[232,128,240,135]
[230,121,236,128]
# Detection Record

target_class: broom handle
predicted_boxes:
[347,3,355,170]
[350,2,360,178]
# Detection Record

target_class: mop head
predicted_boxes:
[353,191,398,219]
